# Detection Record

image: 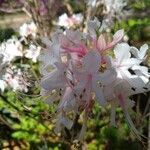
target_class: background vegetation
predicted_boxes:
[0,0,149,149]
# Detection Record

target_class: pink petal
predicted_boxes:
[113,29,124,43]
[97,34,106,51]
[106,29,124,50]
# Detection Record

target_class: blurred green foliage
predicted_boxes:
[0,92,144,149]
[115,18,150,43]
[0,28,15,43]
[131,0,150,10]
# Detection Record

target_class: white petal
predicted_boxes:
[114,43,131,64]
[130,46,139,58]
[119,70,149,95]
[97,34,106,51]
[130,44,148,59]
[132,65,150,78]
[113,29,124,42]
[139,44,148,59]
[121,58,141,68]
[41,69,66,90]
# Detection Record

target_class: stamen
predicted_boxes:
[99,64,107,73]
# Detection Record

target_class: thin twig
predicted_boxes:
[0,115,13,129]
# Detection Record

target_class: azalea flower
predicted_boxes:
[0,65,29,92]
[100,43,149,138]
[39,18,149,140]
[103,43,149,100]
[58,13,83,28]
[19,22,37,38]
[130,44,150,84]
[73,51,107,107]
[0,38,23,62]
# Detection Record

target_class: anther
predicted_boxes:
[98,81,102,87]
[131,87,136,91]
[83,88,86,93]
[79,94,83,99]
[143,87,148,90]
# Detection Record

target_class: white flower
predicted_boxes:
[104,0,126,13]
[130,44,148,60]
[114,43,149,89]
[39,20,149,139]
[3,67,29,92]
[0,38,23,62]
[19,22,37,38]
[25,44,41,62]
[58,13,83,28]
[103,43,149,101]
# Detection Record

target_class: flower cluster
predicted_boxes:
[19,22,37,38]
[85,0,130,27]
[0,22,40,92]
[0,0,130,36]
[58,13,83,28]
[40,19,149,140]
